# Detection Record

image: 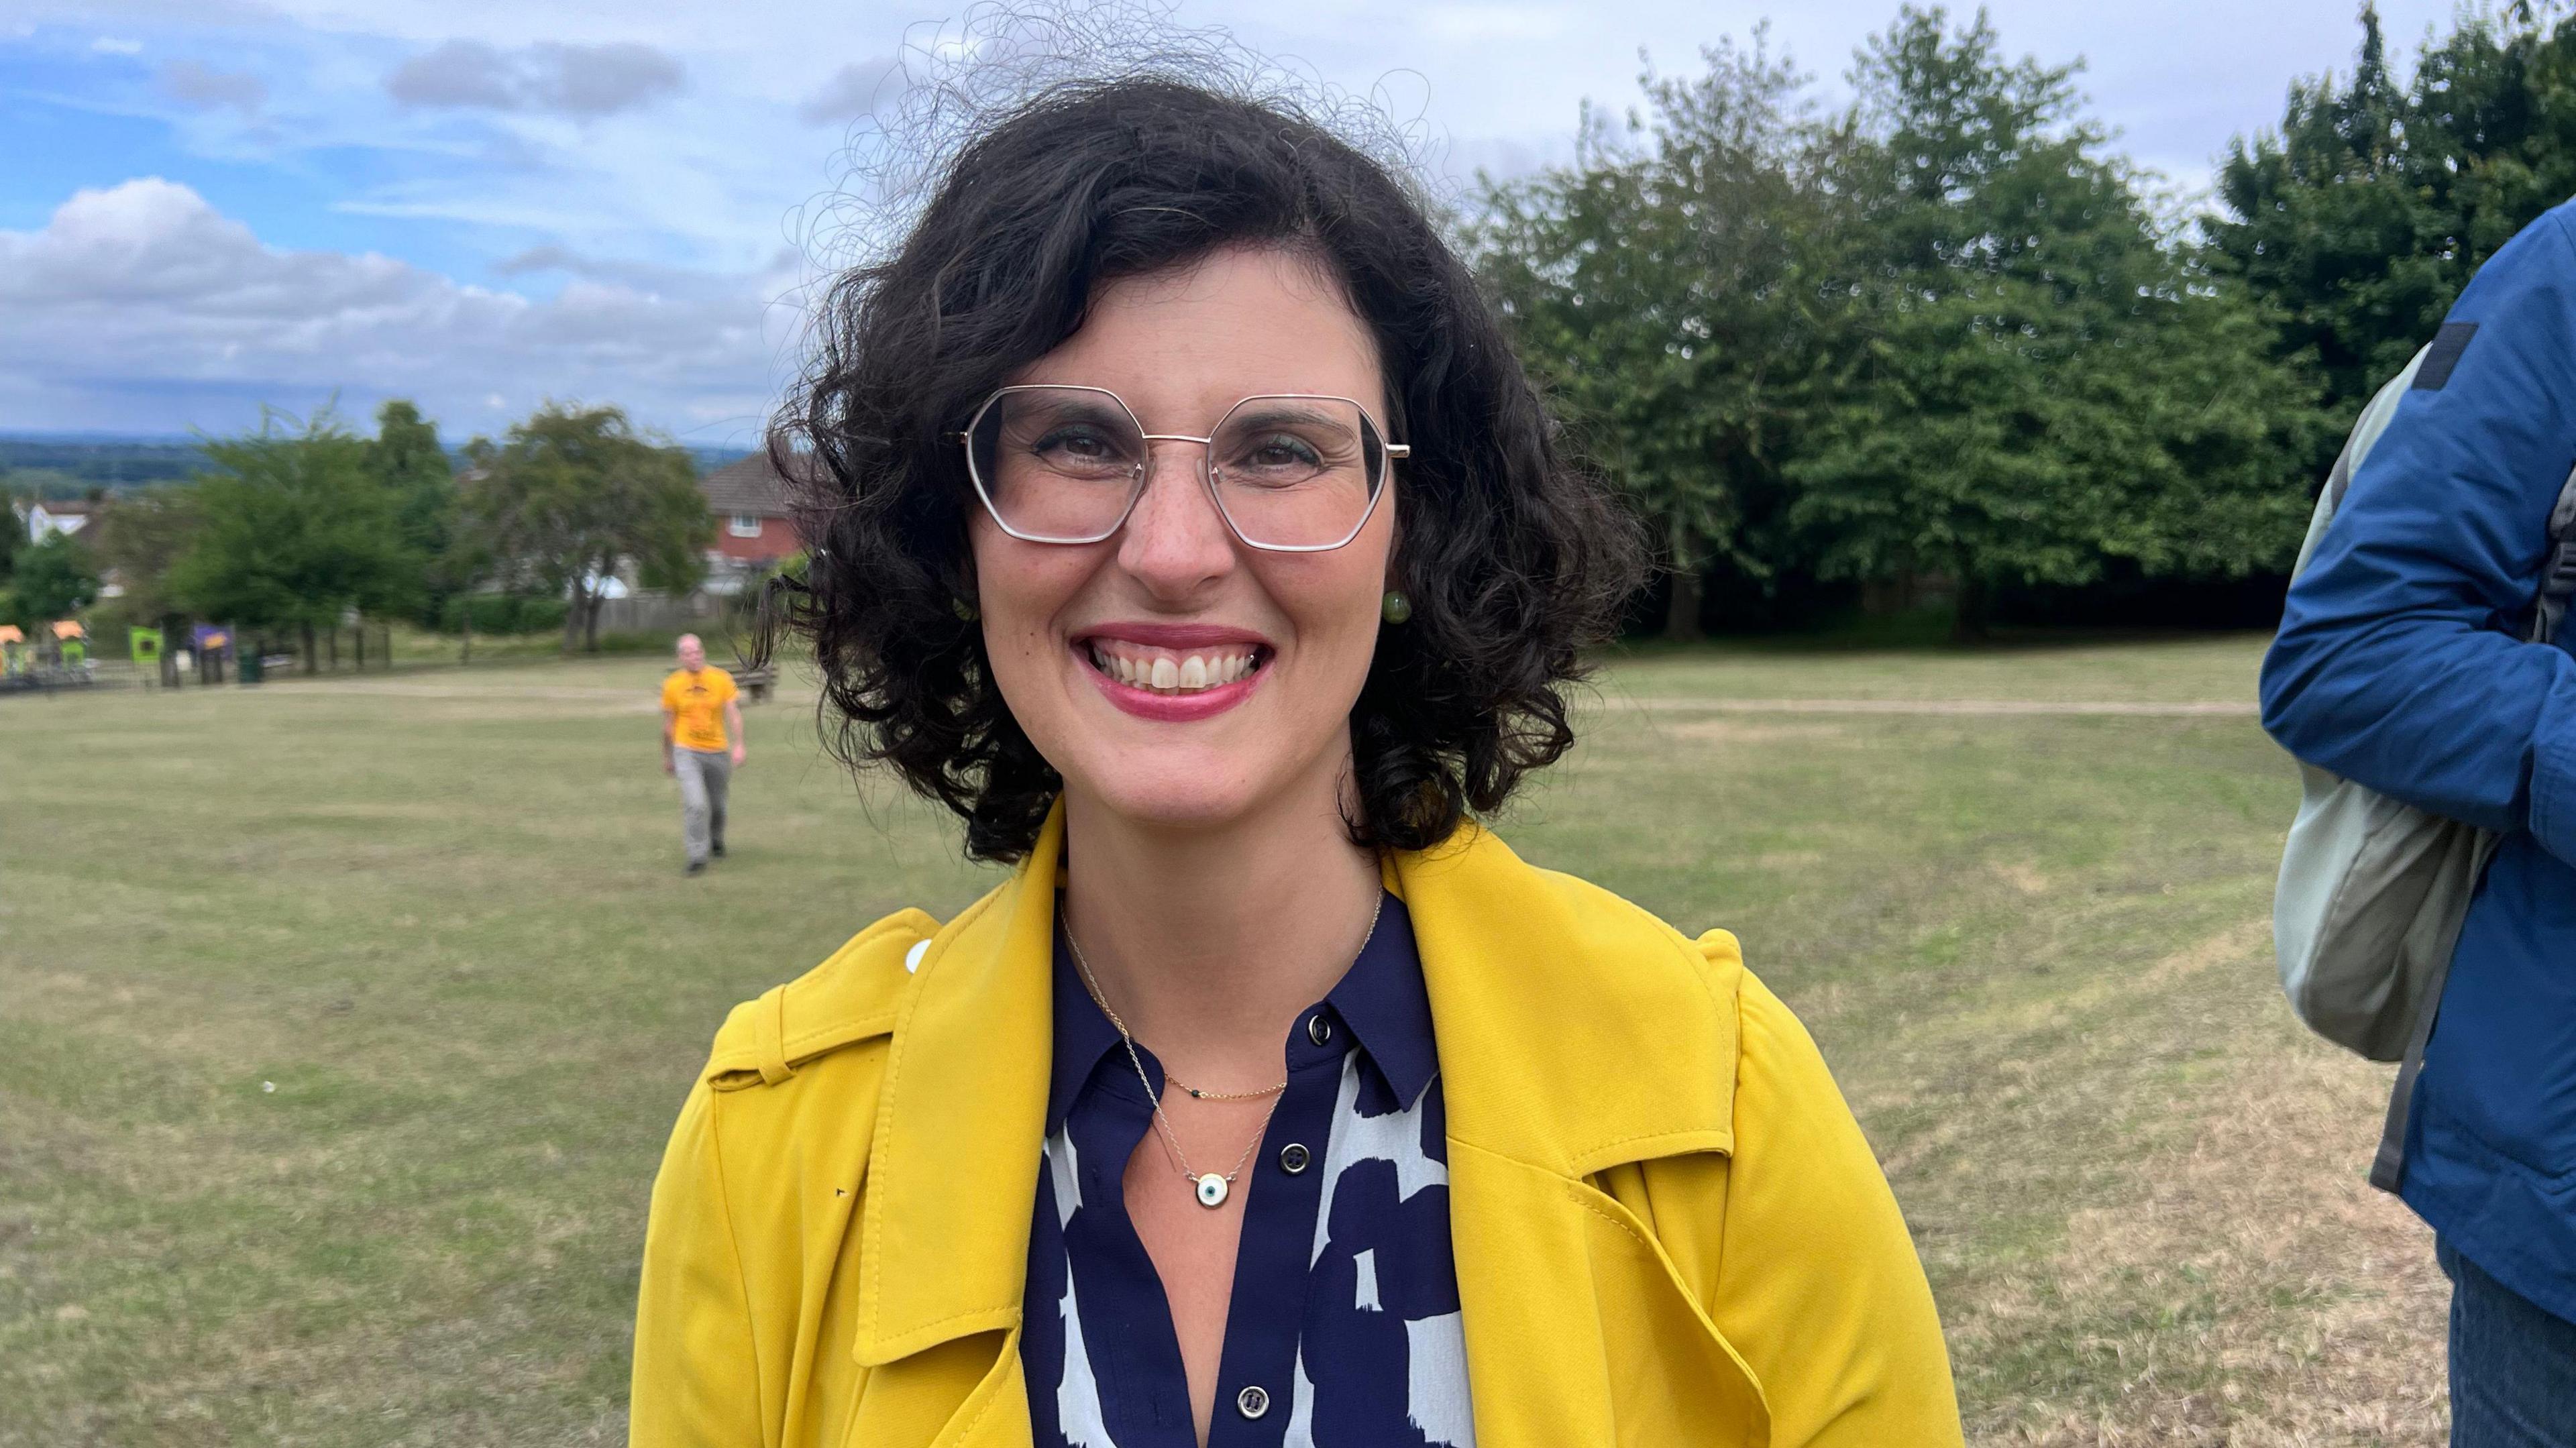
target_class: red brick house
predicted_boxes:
[698,452,809,577]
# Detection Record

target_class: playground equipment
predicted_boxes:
[191,625,233,685]
[0,621,97,693]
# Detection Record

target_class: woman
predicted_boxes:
[631,76,1961,1448]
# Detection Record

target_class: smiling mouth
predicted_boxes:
[1083,639,1270,695]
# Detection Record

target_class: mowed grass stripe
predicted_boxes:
[3,638,2440,1445]
[1619,697,2257,716]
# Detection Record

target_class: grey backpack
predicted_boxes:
[2273,343,2576,1190]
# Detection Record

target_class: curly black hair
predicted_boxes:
[774,75,1644,863]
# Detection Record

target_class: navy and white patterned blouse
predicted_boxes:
[1022,892,1476,1447]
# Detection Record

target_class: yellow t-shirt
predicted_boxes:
[661,667,737,753]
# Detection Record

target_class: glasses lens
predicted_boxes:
[968,387,1147,542]
[1208,396,1385,549]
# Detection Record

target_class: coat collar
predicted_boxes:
[1391,823,1737,1176]
[851,803,1738,1367]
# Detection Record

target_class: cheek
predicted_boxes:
[966,522,1095,687]
[1270,557,1391,693]
[967,520,1049,638]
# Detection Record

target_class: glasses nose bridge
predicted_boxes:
[1128,429,1222,500]
[1136,430,1216,470]
[1118,430,1234,543]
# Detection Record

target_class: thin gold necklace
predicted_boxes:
[1070,964,1288,1102]
[1060,893,1383,1209]
[1063,920,1275,1208]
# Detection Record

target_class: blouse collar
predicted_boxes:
[1044,891,1437,1134]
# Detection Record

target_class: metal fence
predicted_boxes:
[593,592,723,635]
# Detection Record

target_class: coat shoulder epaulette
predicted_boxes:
[702,907,942,1092]
[1519,855,1746,989]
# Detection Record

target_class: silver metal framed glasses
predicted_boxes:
[950,384,1408,553]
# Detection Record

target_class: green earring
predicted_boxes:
[1381,590,1412,625]
[953,596,979,622]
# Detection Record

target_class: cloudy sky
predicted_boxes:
[0,0,2464,445]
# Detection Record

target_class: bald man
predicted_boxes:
[660,634,745,876]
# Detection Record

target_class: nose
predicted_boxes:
[1113,441,1237,602]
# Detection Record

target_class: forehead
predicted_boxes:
[1015,245,1386,429]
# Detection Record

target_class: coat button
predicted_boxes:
[1236,1384,1271,1419]
[1279,1142,1311,1174]
[1305,1013,1333,1046]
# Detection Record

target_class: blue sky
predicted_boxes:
[0,0,2467,445]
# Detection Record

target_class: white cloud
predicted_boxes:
[92,36,144,55]
[385,39,686,117]
[797,55,907,126]
[159,58,267,114]
[0,179,799,439]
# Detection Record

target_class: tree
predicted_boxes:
[1472,7,2320,640]
[1786,6,2319,636]
[2210,3,2576,453]
[1477,31,1846,639]
[365,399,460,625]
[7,531,102,626]
[0,486,24,590]
[168,411,420,669]
[458,404,712,653]
[89,486,201,629]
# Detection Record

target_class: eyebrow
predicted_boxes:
[1221,401,1354,432]
[1010,397,1132,428]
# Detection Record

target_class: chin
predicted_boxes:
[1080,767,1271,834]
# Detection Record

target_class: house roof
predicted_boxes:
[699,451,816,518]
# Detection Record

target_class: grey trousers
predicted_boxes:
[674,748,732,865]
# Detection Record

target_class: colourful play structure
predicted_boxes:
[0,620,95,690]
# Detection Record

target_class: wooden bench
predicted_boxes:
[737,663,780,703]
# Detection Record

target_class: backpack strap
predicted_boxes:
[2530,464,2576,646]
[2333,345,2434,512]
[2369,459,2576,1195]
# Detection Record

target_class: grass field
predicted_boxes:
[3,636,2447,1445]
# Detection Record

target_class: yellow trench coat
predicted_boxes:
[631,809,1963,1447]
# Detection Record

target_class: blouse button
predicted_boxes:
[1279,1142,1311,1174]
[1305,1013,1333,1046]
[1236,1384,1272,1420]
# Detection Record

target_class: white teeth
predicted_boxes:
[1091,644,1259,692]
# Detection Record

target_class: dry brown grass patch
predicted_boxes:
[1968,1025,2446,1445]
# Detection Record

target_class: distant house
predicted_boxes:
[696,452,810,590]
[25,500,95,543]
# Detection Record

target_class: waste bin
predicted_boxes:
[237,651,263,685]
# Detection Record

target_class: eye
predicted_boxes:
[1242,432,1324,469]
[1027,423,1132,471]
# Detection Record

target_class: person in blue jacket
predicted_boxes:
[2263,199,2576,1443]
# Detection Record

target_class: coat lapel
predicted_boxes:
[851,806,1063,1421]
[1392,826,1768,1445]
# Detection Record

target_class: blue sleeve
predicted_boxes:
[2259,206,2576,867]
